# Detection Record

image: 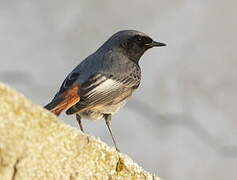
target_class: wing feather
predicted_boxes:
[66,74,139,114]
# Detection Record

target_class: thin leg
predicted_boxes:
[104,114,120,152]
[76,114,89,143]
[76,114,84,133]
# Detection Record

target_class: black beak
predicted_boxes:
[151,41,166,47]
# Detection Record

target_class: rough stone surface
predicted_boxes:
[0,83,160,180]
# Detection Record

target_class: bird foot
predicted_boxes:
[116,157,125,173]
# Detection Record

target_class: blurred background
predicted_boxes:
[0,0,237,179]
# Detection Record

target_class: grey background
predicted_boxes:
[0,0,237,179]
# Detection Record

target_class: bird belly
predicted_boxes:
[77,98,128,121]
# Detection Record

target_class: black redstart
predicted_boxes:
[44,30,166,151]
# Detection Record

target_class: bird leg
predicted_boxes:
[104,114,120,152]
[76,114,89,143]
[76,114,84,132]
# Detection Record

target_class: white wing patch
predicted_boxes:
[86,77,123,97]
[86,75,107,88]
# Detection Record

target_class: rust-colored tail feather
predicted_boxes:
[44,84,80,116]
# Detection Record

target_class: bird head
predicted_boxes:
[101,30,166,63]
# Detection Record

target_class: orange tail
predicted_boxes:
[44,84,80,116]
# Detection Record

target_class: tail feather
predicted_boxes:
[44,84,80,116]
[44,97,65,116]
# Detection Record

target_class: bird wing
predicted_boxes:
[66,73,140,114]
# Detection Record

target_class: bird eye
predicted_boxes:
[136,35,142,42]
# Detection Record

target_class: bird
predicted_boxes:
[44,30,166,152]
